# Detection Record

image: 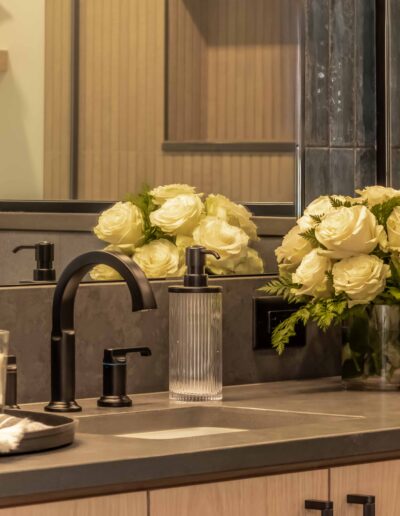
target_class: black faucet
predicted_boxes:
[45,250,157,413]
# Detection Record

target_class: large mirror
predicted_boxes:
[0,0,302,285]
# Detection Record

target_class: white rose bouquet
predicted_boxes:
[263,186,400,355]
[91,184,264,279]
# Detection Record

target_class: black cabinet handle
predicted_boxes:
[305,500,334,515]
[347,494,375,516]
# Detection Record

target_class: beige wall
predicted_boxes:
[0,0,45,199]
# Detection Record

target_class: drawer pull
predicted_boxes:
[347,494,375,516]
[305,500,334,515]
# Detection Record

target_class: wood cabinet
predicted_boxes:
[150,469,329,516]
[0,491,147,516]
[331,459,400,515]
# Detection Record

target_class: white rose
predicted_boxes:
[205,194,258,241]
[193,216,249,262]
[333,255,390,306]
[133,239,183,278]
[292,249,332,298]
[315,205,384,259]
[207,247,264,275]
[355,186,400,207]
[175,235,194,249]
[387,206,400,251]
[150,184,200,205]
[94,202,144,246]
[150,194,204,236]
[297,195,348,231]
[275,225,313,271]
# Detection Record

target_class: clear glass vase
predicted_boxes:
[0,331,9,411]
[342,305,400,390]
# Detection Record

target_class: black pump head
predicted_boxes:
[184,246,220,287]
[13,241,56,281]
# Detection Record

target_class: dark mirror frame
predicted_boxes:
[0,0,303,220]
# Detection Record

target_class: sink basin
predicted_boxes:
[77,406,354,440]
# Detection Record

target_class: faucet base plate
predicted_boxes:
[45,400,82,413]
[97,395,133,408]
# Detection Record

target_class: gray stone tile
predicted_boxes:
[355,148,377,189]
[330,0,355,146]
[304,148,330,203]
[390,0,400,147]
[355,0,376,146]
[330,148,356,195]
[305,0,330,146]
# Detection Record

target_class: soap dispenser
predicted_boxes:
[169,246,223,402]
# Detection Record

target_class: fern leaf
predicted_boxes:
[299,228,326,249]
[271,306,311,355]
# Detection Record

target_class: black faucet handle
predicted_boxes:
[103,347,152,364]
[98,346,152,408]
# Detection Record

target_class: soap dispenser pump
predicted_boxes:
[169,246,223,402]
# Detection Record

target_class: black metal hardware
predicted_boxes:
[184,246,220,288]
[305,500,334,515]
[347,494,375,516]
[13,242,56,282]
[97,347,152,407]
[5,355,19,409]
[44,251,157,413]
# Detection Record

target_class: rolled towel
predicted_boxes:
[0,415,50,453]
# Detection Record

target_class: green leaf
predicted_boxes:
[391,253,400,285]
[370,196,400,226]
[260,278,308,304]
[329,196,353,209]
[271,306,311,355]
[310,214,323,224]
[299,228,326,249]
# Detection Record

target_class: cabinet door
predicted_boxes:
[150,469,329,516]
[0,491,147,516]
[331,460,400,515]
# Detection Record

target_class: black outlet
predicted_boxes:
[253,296,306,350]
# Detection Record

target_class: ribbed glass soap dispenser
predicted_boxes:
[169,246,223,402]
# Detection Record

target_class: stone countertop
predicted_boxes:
[2,378,400,505]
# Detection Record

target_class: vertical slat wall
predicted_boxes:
[74,0,296,202]
[43,0,72,199]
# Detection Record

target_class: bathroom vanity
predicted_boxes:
[1,379,400,514]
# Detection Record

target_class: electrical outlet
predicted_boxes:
[252,296,306,350]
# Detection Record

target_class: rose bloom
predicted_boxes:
[315,205,384,259]
[292,249,332,298]
[94,202,144,246]
[150,184,200,205]
[150,194,204,236]
[275,225,313,271]
[205,194,258,241]
[133,239,183,278]
[207,247,264,275]
[333,255,390,307]
[193,217,249,262]
[356,186,400,207]
[90,244,136,281]
[297,195,353,231]
[387,206,400,251]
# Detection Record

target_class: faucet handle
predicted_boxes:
[97,347,152,408]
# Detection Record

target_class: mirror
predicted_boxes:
[0,0,302,285]
[387,0,400,187]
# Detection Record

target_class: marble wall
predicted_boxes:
[304,0,377,202]
[0,277,340,404]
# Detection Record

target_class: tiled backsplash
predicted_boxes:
[0,277,340,404]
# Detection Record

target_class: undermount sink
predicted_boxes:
[77,406,354,440]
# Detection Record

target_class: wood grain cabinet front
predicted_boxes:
[150,469,329,516]
[0,491,147,516]
[331,459,400,515]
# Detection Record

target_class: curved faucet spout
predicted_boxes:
[45,250,157,413]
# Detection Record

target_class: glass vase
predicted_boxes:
[0,331,9,411]
[342,305,400,390]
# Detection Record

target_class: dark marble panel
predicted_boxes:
[0,277,341,404]
[304,148,330,203]
[392,148,400,189]
[330,0,355,146]
[330,148,356,195]
[305,0,330,146]
[354,148,377,189]
[390,0,400,147]
[355,0,376,146]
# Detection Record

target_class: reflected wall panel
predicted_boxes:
[77,0,295,202]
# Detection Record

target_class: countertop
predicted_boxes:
[3,378,400,506]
